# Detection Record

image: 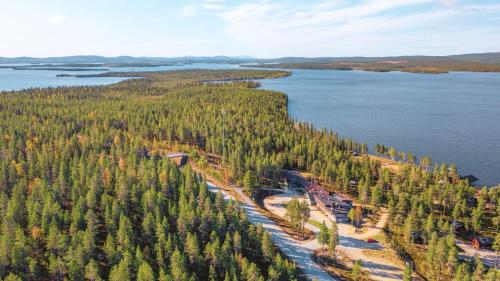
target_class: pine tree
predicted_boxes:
[0,235,10,276]
[3,273,21,281]
[117,215,134,254]
[328,220,339,260]
[243,171,254,191]
[261,232,274,263]
[84,259,103,281]
[137,262,156,281]
[233,231,242,254]
[424,213,435,244]
[403,264,412,281]
[317,221,329,255]
[185,233,201,270]
[109,252,132,281]
[484,269,499,281]
[299,201,310,237]
[170,248,187,281]
[472,255,485,281]
[348,208,355,225]
[493,232,500,269]
[104,234,119,266]
[352,260,362,281]
[285,199,301,235]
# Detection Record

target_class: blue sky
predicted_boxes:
[1,0,500,58]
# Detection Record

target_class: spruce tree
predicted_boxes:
[317,221,329,255]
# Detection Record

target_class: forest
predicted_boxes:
[0,70,298,281]
[0,68,498,280]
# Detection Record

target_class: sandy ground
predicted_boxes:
[207,183,337,281]
[456,239,498,268]
[265,194,407,281]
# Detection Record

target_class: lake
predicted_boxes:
[0,63,239,92]
[260,69,500,186]
[1,64,499,186]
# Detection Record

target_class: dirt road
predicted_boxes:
[265,195,406,281]
[206,182,337,281]
[456,239,498,268]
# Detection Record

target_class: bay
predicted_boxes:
[260,69,500,186]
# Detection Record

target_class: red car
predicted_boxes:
[367,238,378,243]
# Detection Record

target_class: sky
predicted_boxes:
[1,0,500,58]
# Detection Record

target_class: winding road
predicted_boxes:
[207,182,336,281]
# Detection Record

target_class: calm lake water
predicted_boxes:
[1,64,499,185]
[0,63,239,92]
[260,70,500,186]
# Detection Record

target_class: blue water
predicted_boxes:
[1,64,499,185]
[0,63,239,92]
[260,69,500,186]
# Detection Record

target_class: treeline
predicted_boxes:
[0,70,301,280]
[65,69,291,80]
[244,58,500,74]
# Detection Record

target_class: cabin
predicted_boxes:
[410,231,424,244]
[166,152,189,166]
[145,150,189,166]
[451,220,466,234]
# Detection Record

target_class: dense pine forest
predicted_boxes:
[0,70,299,281]
[0,69,498,280]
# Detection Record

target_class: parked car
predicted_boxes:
[367,238,378,243]
[471,236,493,249]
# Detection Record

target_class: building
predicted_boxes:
[146,150,189,166]
[166,152,189,166]
[451,220,466,234]
[305,184,353,222]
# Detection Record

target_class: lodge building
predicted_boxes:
[305,184,353,222]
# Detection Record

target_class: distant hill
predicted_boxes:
[0,55,256,65]
[1,52,499,65]
[254,52,500,74]
[448,52,500,64]
[259,52,500,64]
[1,52,499,73]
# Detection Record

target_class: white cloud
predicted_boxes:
[216,0,487,56]
[440,0,458,7]
[45,15,70,24]
[202,3,226,11]
[175,5,197,19]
